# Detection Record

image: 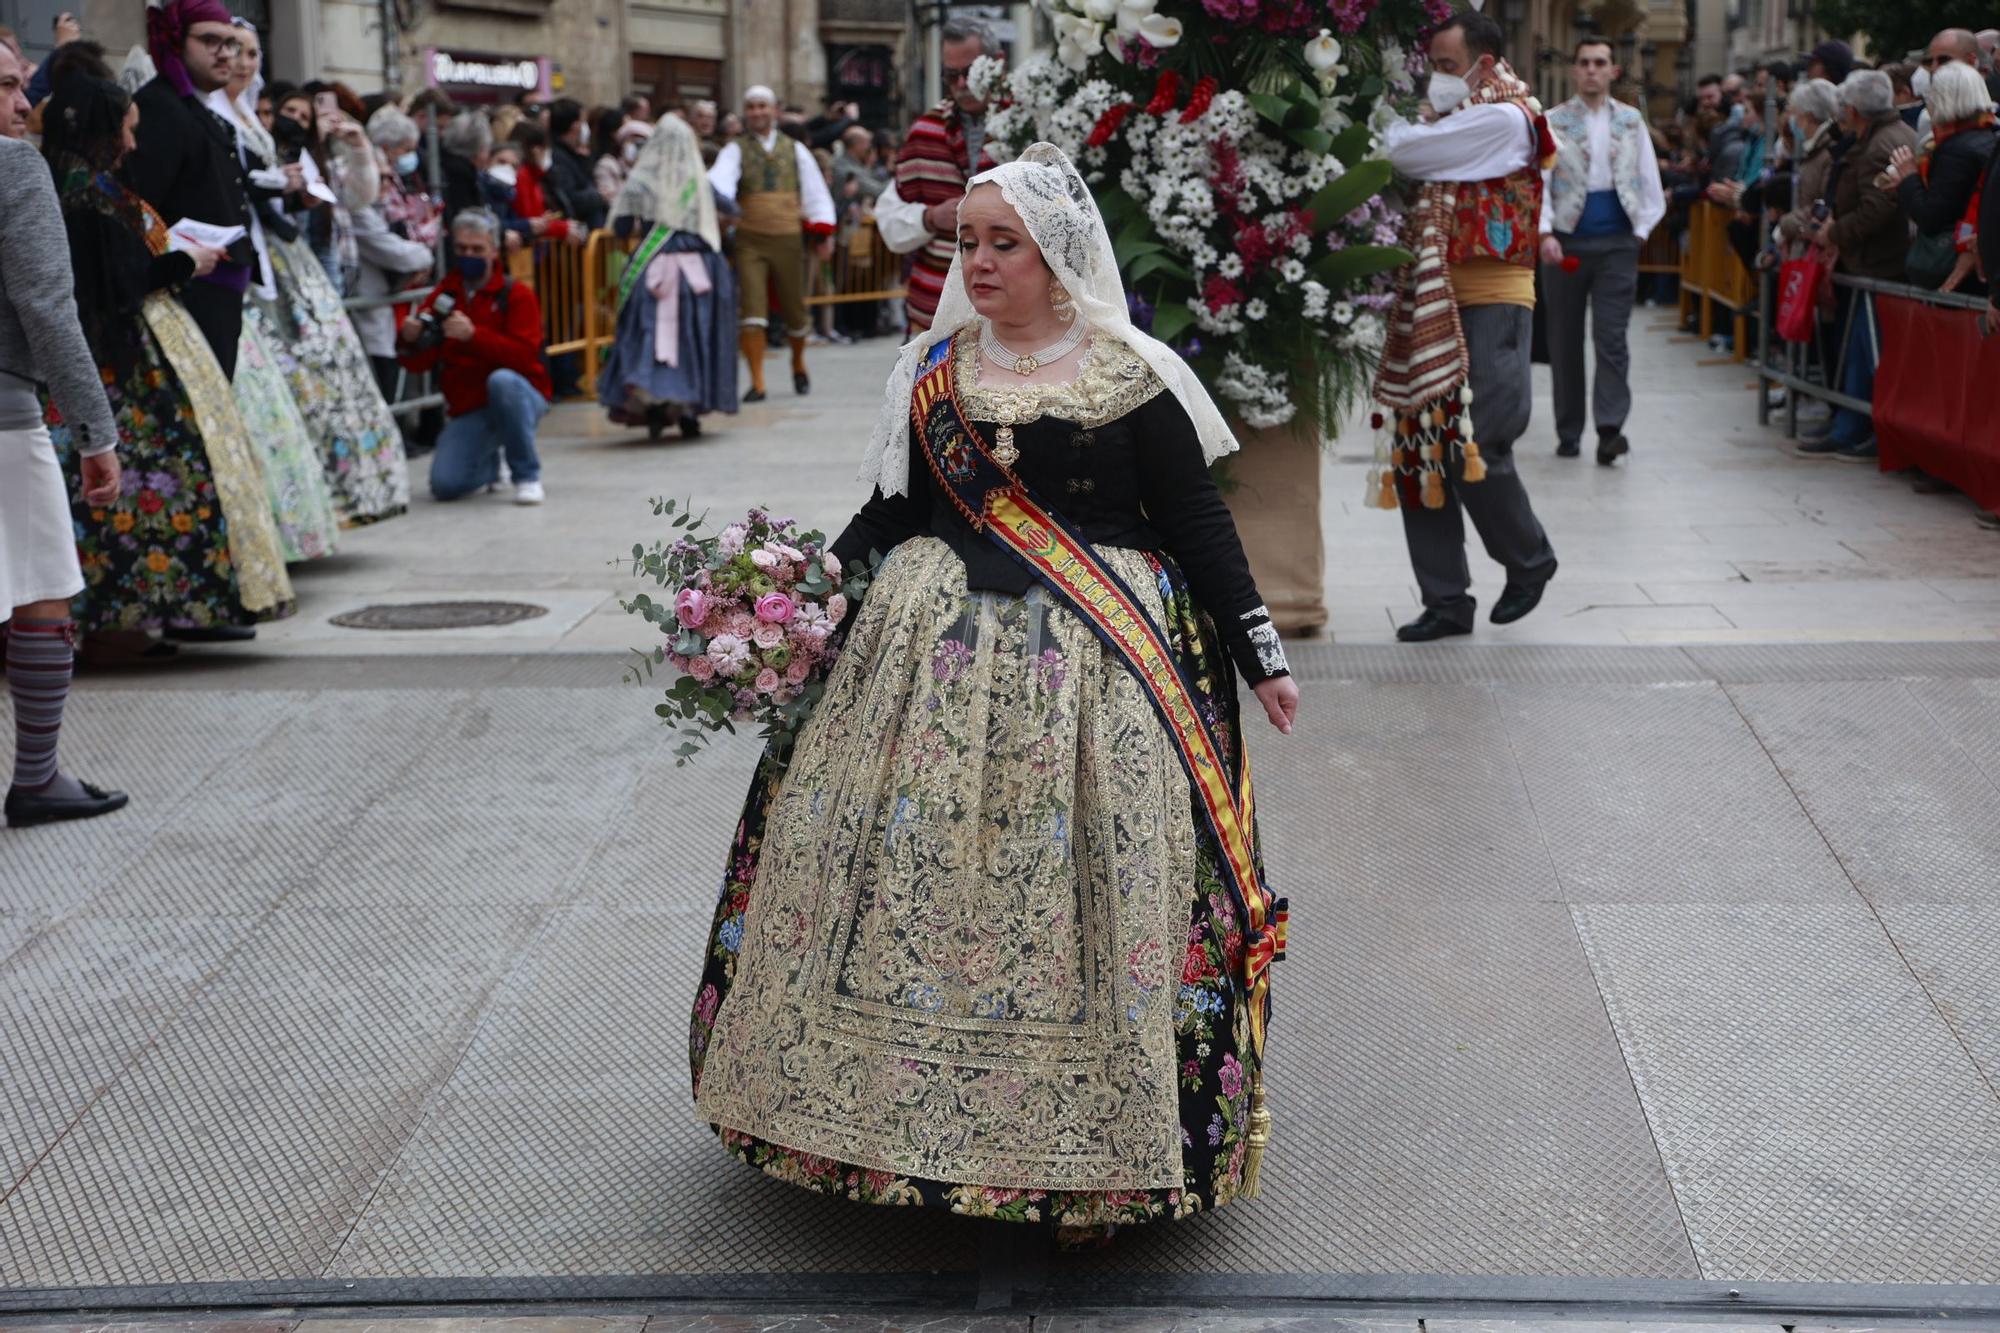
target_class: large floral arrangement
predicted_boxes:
[985,0,1449,430]
[623,501,873,764]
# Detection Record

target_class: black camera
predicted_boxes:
[410,292,457,351]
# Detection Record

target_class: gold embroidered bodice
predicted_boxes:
[953,326,1166,428]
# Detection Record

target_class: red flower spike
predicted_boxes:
[1145,69,1183,116]
[1179,76,1217,124]
[1086,101,1136,148]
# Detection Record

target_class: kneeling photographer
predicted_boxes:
[398,208,554,504]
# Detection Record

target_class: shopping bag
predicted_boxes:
[1776,248,1828,343]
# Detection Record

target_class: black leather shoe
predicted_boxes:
[679,414,702,439]
[1596,432,1631,466]
[1491,561,1557,625]
[793,372,811,395]
[1556,440,1581,458]
[1396,610,1474,642]
[5,780,129,827]
[743,388,767,403]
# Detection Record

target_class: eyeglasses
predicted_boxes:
[942,64,973,85]
[189,31,243,55]
[1923,54,1956,68]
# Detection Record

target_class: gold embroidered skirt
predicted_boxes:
[696,535,1203,1194]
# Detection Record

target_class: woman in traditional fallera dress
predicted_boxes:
[688,145,1299,1240]
[42,75,295,638]
[598,113,738,439]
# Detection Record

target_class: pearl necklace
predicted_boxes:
[980,320,1086,377]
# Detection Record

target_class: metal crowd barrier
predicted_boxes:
[807,220,908,308]
[1753,267,1987,437]
[1678,199,1757,360]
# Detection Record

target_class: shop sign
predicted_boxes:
[424,48,552,98]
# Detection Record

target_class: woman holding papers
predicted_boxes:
[40,74,294,639]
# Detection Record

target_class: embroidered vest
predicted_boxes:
[1444,102,1546,269]
[1544,97,1651,235]
[738,134,802,237]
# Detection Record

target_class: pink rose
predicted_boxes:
[687,655,717,682]
[825,593,848,623]
[675,587,710,629]
[750,549,780,571]
[823,553,841,582]
[752,621,784,649]
[785,658,812,684]
[754,667,782,693]
[726,611,756,638]
[755,592,795,623]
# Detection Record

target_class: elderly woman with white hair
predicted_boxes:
[1881,60,1997,293]
[1797,70,1920,460]
[352,106,442,404]
[1775,79,1844,251]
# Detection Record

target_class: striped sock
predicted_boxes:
[7,617,75,794]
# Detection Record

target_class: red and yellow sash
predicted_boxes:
[910,335,1288,1069]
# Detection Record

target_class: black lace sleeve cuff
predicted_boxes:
[1229,604,1291,685]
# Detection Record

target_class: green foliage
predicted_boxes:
[1812,0,1986,60]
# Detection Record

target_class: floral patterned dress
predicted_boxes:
[233,307,340,563]
[689,338,1282,1234]
[256,234,409,526]
[44,169,295,631]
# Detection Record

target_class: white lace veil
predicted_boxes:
[859,142,1239,497]
[610,113,722,253]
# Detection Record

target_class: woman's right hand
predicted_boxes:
[529,214,553,237]
[186,243,225,278]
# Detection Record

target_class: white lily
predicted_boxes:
[1114,0,1157,35]
[1052,13,1105,69]
[1080,0,1120,25]
[1136,12,1183,47]
[1306,29,1342,71]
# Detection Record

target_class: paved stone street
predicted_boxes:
[3,319,2000,1326]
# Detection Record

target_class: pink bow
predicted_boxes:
[646,252,712,368]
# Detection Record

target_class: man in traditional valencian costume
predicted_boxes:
[707,87,836,401]
[873,17,1000,334]
[1370,10,1561,642]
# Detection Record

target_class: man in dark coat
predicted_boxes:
[120,0,256,377]
[545,98,607,231]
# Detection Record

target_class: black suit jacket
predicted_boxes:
[121,77,256,272]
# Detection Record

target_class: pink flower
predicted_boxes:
[785,658,812,684]
[774,543,805,564]
[755,591,795,623]
[707,633,750,678]
[826,593,848,623]
[823,553,841,582]
[1218,1053,1245,1100]
[754,667,782,693]
[717,524,747,556]
[750,549,780,571]
[752,621,784,649]
[674,587,710,629]
[687,655,717,682]
[726,611,756,638]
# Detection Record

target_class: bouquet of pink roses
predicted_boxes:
[623,500,874,764]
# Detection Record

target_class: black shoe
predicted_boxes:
[1596,433,1630,466]
[162,624,255,643]
[794,372,811,395]
[1911,472,1954,495]
[1491,560,1557,625]
[743,388,766,404]
[5,779,129,828]
[1792,434,1845,458]
[644,406,669,440]
[1396,610,1474,642]
[1833,437,1878,464]
[679,414,702,439]
[1556,440,1581,458]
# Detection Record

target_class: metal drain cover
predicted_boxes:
[330,600,550,631]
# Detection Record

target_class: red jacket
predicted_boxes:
[398,269,553,416]
[515,162,576,240]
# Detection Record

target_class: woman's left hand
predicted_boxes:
[1251,675,1299,735]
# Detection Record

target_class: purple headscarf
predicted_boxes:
[147,0,235,97]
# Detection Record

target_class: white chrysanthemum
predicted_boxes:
[1280,258,1306,283]
[1244,299,1268,321]
[1217,254,1244,279]
[1331,301,1355,324]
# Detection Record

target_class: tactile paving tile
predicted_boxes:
[1875,904,2000,1091]
[0,913,258,1190]
[386,690,665,815]
[330,901,983,1279]
[1725,680,2000,903]
[1570,902,2000,1284]
[1284,644,1705,686]
[1687,642,2000,684]
[0,691,305,914]
[0,904,544,1287]
[566,738,764,913]
[1265,683,1560,904]
[1494,683,1853,903]
[1905,677,2000,802]
[1053,900,1699,1283]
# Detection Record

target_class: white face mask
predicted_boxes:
[621,141,639,163]
[487,162,518,187]
[1428,71,1471,115]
